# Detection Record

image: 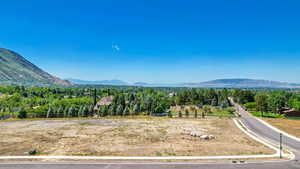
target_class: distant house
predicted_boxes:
[168,92,176,98]
[283,109,300,117]
[94,96,114,111]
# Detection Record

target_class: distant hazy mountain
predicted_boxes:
[66,78,129,86]
[133,82,149,86]
[183,78,300,88]
[68,79,180,87]
[0,48,71,86]
[68,78,300,88]
[133,82,179,87]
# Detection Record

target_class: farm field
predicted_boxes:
[0,117,274,156]
[263,118,300,138]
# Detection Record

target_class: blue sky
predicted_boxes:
[1,0,300,83]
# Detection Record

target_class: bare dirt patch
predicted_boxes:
[263,118,300,138]
[0,117,274,156]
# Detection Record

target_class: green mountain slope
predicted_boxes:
[0,48,71,86]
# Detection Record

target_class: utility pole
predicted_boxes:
[280,133,282,159]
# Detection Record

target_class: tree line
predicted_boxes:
[232,89,300,116]
[0,85,232,119]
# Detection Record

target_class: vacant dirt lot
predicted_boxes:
[0,117,274,156]
[263,118,300,138]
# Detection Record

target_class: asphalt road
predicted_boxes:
[234,102,300,153]
[0,161,300,169]
[1,101,300,169]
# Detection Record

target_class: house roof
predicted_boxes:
[96,95,114,106]
[283,109,300,113]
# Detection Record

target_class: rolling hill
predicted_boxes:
[0,48,71,86]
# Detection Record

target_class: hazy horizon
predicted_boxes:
[1,0,300,83]
[65,77,300,85]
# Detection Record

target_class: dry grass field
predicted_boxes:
[0,117,274,156]
[263,118,300,138]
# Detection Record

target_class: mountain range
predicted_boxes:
[0,48,71,86]
[67,78,300,88]
[182,79,300,88]
[65,78,129,86]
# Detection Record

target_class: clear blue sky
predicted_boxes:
[1,0,300,83]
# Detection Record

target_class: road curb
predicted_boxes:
[233,118,295,160]
[229,98,296,160]
[233,118,279,155]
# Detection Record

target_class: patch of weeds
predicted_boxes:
[144,128,152,133]
[119,132,140,139]
[115,126,128,132]
[155,151,162,156]
[157,127,168,135]
[145,133,162,143]
[28,148,37,155]
[78,121,92,126]
[165,151,176,156]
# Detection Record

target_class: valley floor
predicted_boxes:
[0,117,274,156]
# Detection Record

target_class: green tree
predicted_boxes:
[185,109,189,118]
[133,104,140,115]
[108,105,114,116]
[57,106,64,118]
[116,105,124,116]
[68,106,75,117]
[255,93,268,117]
[291,99,300,111]
[178,106,183,118]
[123,106,130,116]
[17,108,27,119]
[193,107,198,118]
[202,105,211,118]
[82,106,88,117]
[47,106,52,118]
[268,92,285,114]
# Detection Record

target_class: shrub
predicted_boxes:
[224,107,235,114]
[28,148,37,155]
[251,111,282,118]
[26,105,48,118]
[17,109,27,119]
[0,112,13,119]
[244,102,257,111]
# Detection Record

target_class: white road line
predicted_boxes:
[233,119,280,155]
[231,100,296,160]
[0,158,294,165]
[233,118,295,160]
[0,162,235,165]
[0,154,283,160]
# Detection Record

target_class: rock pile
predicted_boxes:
[182,128,216,140]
